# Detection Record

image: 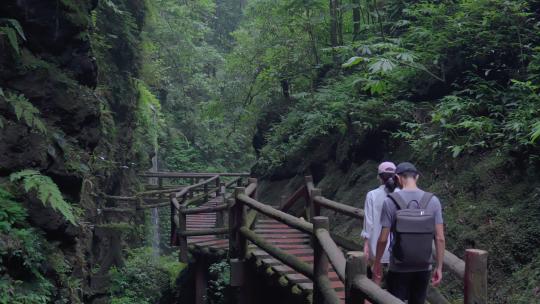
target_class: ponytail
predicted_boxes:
[379,173,397,193]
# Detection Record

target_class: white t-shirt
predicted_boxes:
[361,185,393,263]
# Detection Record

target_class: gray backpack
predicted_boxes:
[388,192,435,268]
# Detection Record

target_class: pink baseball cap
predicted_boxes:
[378,161,396,174]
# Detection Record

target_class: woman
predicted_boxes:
[361,161,397,283]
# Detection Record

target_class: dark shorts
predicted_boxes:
[386,270,431,304]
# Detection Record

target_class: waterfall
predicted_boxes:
[149,105,160,257]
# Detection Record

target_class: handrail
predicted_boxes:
[233,191,401,304]
[239,226,313,278]
[313,195,364,218]
[139,171,250,178]
[225,177,243,188]
[237,193,313,234]
[181,203,228,214]
[315,227,346,282]
[173,175,220,199]
[280,184,308,212]
[353,276,404,303]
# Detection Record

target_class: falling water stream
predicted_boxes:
[149,105,160,257]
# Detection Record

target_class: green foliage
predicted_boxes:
[109,247,185,304]
[0,90,46,133]
[531,121,540,143]
[132,80,164,164]
[0,187,54,304]
[0,18,26,55]
[9,170,77,225]
[207,260,232,304]
[141,0,255,172]
[398,77,540,160]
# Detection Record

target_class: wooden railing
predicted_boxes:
[287,176,488,304]
[161,173,487,304]
[167,173,250,262]
[228,183,404,304]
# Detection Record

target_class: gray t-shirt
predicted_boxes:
[380,189,443,272]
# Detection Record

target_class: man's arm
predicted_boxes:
[375,227,390,263]
[373,227,389,285]
[432,223,445,286]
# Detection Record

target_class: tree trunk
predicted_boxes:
[329,0,338,47]
[352,0,361,40]
[337,0,343,45]
[305,7,320,65]
[329,0,339,64]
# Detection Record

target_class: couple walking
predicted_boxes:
[361,162,446,303]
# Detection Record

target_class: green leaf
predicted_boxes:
[3,19,26,41]
[4,92,47,134]
[450,145,463,158]
[369,58,396,73]
[341,56,364,68]
[531,122,540,143]
[10,170,77,225]
[396,52,415,63]
[1,26,20,54]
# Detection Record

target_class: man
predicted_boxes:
[361,162,397,278]
[373,162,446,304]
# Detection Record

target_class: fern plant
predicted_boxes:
[532,122,540,144]
[0,18,26,54]
[10,170,77,225]
[0,88,47,133]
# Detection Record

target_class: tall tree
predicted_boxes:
[352,0,361,40]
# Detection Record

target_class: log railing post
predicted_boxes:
[230,188,249,304]
[230,187,247,259]
[178,200,189,263]
[216,182,226,238]
[313,216,330,304]
[464,249,488,304]
[204,182,209,201]
[170,194,176,246]
[310,188,322,221]
[228,197,237,256]
[345,251,366,304]
[215,176,221,196]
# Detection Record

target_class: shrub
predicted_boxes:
[109,247,185,304]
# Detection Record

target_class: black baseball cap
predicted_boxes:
[395,162,418,175]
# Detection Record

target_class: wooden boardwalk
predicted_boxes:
[250,218,345,302]
[186,196,229,254]
[134,172,488,304]
[183,196,345,302]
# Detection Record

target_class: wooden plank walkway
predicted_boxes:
[184,197,345,302]
[186,196,229,253]
[250,218,345,302]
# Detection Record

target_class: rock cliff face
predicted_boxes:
[0,0,146,302]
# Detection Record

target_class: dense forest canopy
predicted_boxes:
[1,0,540,303]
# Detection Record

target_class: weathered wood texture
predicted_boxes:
[139,172,250,178]
[313,217,330,304]
[464,249,488,304]
[313,195,364,219]
[237,193,313,234]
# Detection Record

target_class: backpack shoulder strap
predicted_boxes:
[419,192,434,209]
[388,192,407,210]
